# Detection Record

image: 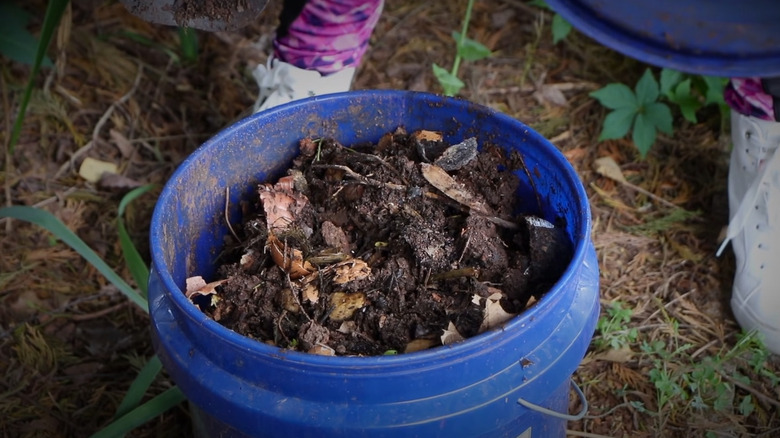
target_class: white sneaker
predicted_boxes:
[252,58,355,113]
[718,110,780,354]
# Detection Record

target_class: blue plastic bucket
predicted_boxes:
[148,90,600,437]
[545,0,780,77]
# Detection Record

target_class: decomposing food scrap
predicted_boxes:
[188,129,573,356]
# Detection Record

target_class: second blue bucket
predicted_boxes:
[148,90,600,437]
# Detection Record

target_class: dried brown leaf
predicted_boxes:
[97,172,142,191]
[301,282,319,304]
[308,344,336,356]
[441,321,465,345]
[321,221,352,253]
[420,163,490,214]
[185,276,227,300]
[594,156,627,183]
[412,129,443,142]
[332,259,371,285]
[479,292,516,332]
[259,175,309,232]
[268,234,314,279]
[404,338,438,353]
[329,291,366,321]
[109,129,134,158]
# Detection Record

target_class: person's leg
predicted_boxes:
[253,0,384,112]
[720,77,780,354]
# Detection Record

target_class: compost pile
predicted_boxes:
[186,128,573,356]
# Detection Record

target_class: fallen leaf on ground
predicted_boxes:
[97,172,142,191]
[594,156,627,183]
[533,84,568,107]
[109,128,135,158]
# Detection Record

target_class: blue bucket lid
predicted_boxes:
[546,0,780,77]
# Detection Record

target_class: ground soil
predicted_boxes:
[2,1,779,437]
[198,132,570,356]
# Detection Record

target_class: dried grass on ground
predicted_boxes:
[1,1,778,437]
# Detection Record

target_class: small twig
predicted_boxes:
[430,267,480,282]
[314,163,519,229]
[285,272,312,322]
[3,73,13,232]
[340,146,407,184]
[616,179,681,210]
[70,302,128,321]
[224,187,240,241]
[516,152,543,215]
[54,64,144,180]
[276,310,291,344]
[312,164,407,191]
[0,186,79,226]
[457,233,471,264]
[721,373,780,409]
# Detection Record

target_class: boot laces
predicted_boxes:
[717,147,780,256]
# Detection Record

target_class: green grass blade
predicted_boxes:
[90,386,186,438]
[0,206,148,312]
[8,0,70,154]
[0,3,54,67]
[117,184,156,299]
[113,355,163,420]
[177,27,199,63]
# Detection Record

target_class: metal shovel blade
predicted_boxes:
[119,0,269,32]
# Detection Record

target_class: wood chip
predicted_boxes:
[420,163,490,214]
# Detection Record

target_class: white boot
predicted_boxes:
[718,110,780,354]
[252,58,355,113]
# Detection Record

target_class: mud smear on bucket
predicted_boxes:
[186,128,572,356]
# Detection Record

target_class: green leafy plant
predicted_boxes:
[0,185,186,436]
[177,27,199,64]
[432,0,492,96]
[595,300,638,350]
[0,2,55,67]
[6,0,70,155]
[590,68,728,157]
[641,329,779,430]
[528,0,573,44]
[660,69,728,123]
[589,68,673,158]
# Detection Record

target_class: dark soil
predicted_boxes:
[191,128,573,356]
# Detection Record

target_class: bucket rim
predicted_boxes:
[150,89,593,367]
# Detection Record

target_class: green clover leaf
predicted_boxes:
[451,31,492,62]
[590,83,637,110]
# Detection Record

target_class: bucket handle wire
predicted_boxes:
[516,379,588,421]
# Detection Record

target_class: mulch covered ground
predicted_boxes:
[1,1,778,437]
